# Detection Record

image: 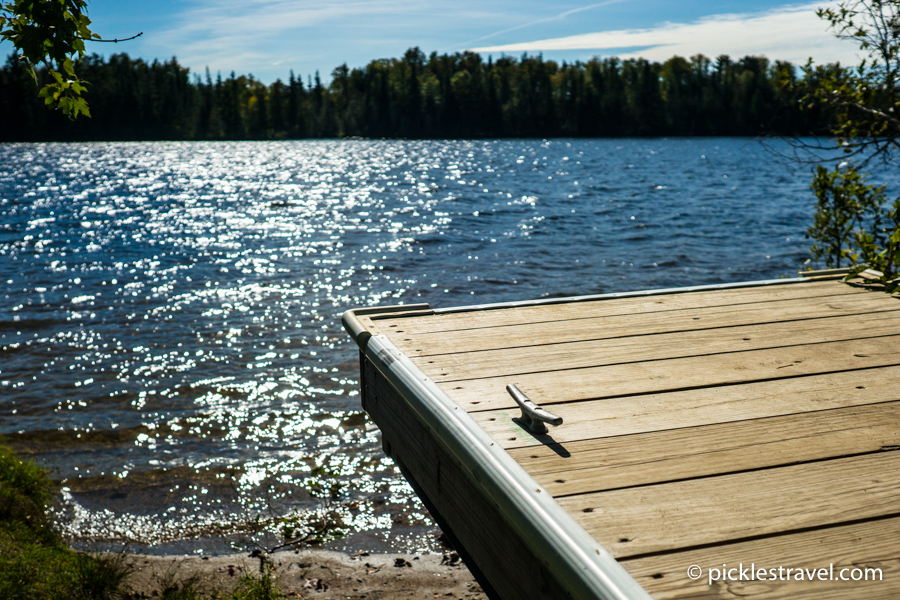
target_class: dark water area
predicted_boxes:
[0,138,878,555]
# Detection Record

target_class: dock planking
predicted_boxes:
[443,335,900,412]
[413,311,900,381]
[508,401,900,496]
[347,277,900,599]
[561,450,900,558]
[623,517,900,599]
[394,293,899,357]
[472,366,900,448]
[369,279,875,335]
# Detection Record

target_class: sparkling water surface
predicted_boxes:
[0,138,849,554]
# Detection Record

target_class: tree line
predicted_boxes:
[1,48,833,141]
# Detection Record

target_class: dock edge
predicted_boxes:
[343,309,656,600]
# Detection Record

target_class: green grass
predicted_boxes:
[144,568,285,600]
[153,571,207,600]
[0,443,285,600]
[231,567,284,600]
[0,443,130,600]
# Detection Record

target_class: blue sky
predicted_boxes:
[3,0,859,84]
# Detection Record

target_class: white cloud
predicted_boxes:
[146,0,502,80]
[149,0,418,74]
[471,2,861,65]
[463,0,629,47]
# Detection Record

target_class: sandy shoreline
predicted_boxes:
[122,549,489,599]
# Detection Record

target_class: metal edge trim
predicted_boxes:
[431,277,810,314]
[364,334,653,600]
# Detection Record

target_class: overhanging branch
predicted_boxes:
[80,32,143,43]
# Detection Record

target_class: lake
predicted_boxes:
[0,138,859,554]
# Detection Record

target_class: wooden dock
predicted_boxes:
[343,274,900,599]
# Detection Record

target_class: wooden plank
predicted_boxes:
[355,308,433,341]
[473,366,900,448]
[506,402,900,497]
[559,451,900,558]
[442,335,900,412]
[375,280,866,335]
[393,294,900,357]
[363,360,571,600]
[622,517,900,599]
[417,312,900,382]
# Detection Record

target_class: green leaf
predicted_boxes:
[1,0,96,118]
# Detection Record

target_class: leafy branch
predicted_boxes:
[1,0,97,118]
[79,31,142,43]
[807,162,886,268]
[799,1,900,292]
[0,0,140,119]
[797,1,900,165]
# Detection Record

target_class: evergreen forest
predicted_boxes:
[1,48,834,141]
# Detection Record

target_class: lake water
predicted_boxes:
[0,138,863,555]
